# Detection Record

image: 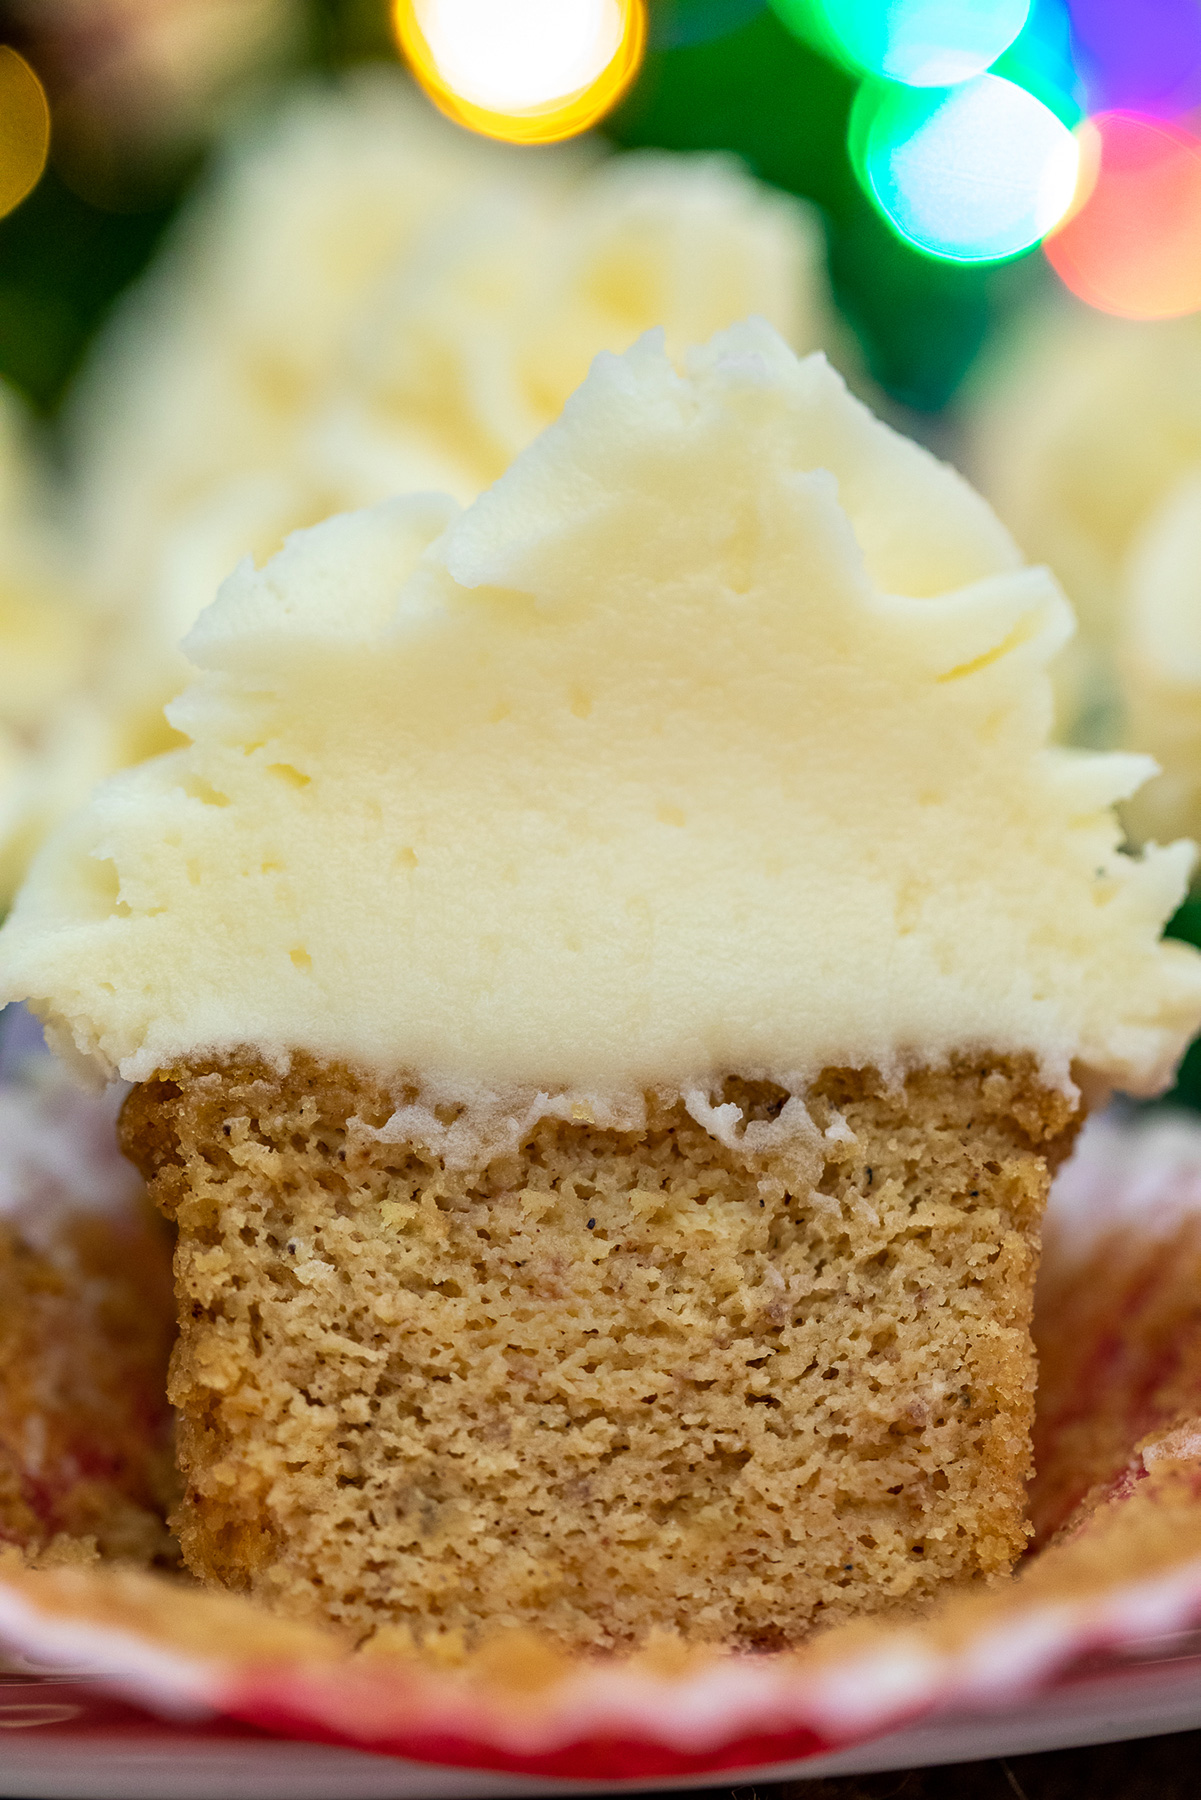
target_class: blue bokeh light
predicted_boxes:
[852,72,1080,262]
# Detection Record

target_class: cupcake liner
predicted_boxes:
[1034,1109,1201,1542]
[1,1096,1201,1780]
[0,1042,176,1558]
[2,1445,1201,1779]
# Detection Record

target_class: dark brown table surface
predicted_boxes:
[621,1730,1201,1800]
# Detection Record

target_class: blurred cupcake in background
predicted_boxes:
[310,145,828,505]
[964,293,1201,896]
[964,301,1201,748]
[65,69,551,604]
[1120,470,1201,851]
[0,383,95,905]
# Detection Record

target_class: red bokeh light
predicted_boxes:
[1044,109,1201,319]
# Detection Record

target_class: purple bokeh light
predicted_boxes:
[1067,0,1201,118]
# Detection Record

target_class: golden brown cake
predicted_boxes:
[120,1055,1076,1646]
[4,322,1200,1647]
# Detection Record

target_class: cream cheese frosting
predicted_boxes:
[0,470,326,901]
[4,321,1200,1097]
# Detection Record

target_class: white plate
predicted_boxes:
[2,1652,1201,1800]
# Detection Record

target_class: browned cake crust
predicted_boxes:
[121,1054,1080,1651]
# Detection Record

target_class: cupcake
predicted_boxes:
[3,322,1198,1651]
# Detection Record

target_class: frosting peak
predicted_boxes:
[3,321,1199,1096]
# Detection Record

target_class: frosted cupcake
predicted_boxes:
[4,322,1199,1651]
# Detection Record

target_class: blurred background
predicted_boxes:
[5,0,1201,1101]
[0,0,1088,415]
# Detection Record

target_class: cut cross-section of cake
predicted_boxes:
[2,321,1199,1651]
[122,1056,1072,1648]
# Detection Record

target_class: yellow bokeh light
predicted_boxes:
[393,0,646,145]
[0,47,49,220]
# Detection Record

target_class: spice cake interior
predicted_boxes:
[122,1053,1080,1650]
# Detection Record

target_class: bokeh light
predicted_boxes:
[1044,110,1201,319]
[0,47,50,221]
[993,0,1084,125]
[1067,0,1201,119]
[852,73,1079,264]
[790,0,1030,87]
[393,0,645,143]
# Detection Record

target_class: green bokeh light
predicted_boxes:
[772,0,1031,87]
[851,73,1079,264]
